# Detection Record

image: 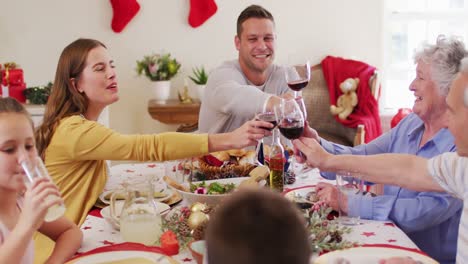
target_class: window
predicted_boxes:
[383,0,467,109]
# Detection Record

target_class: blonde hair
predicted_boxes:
[35,38,106,158]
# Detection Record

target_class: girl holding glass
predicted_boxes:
[0,98,82,264]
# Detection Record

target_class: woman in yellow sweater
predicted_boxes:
[33,38,272,262]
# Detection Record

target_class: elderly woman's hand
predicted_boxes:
[292,136,330,167]
[316,182,341,211]
[302,121,320,141]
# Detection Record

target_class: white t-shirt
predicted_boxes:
[428,152,468,263]
[0,198,35,264]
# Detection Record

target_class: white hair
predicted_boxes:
[462,57,468,107]
[414,35,468,96]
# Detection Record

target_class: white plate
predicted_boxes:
[313,246,438,264]
[101,201,170,230]
[68,250,172,264]
[99,188,173,205]
[283,185,316,201]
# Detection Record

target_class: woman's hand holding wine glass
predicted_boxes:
[276,98,314,176]
[254,111,278,165]
[277,99,304,140]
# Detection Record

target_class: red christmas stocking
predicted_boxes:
[188,0,218,28]
[110,0,141,33]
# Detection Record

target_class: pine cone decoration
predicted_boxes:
[191,222,208,241]
[178,220,192,238]
[329,230,343,243]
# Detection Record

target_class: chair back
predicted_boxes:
[302,64,379,146]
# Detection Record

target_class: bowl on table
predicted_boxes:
[178,177,250,206]
[168,177,266,206]
[164,166,269,206]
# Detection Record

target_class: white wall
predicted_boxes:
[1,0,384,135]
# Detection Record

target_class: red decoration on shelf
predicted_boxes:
[384,222,396,227]
[110,0,141,33]
[0,63,26,103]
[188,0,218,28]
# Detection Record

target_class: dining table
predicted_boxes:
[73,161,423,263]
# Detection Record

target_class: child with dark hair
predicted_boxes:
[206,188,310,264]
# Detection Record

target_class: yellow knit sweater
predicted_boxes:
[35,115,209,263]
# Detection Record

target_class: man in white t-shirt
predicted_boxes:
[293,56,468,263]
[198,5,292,133]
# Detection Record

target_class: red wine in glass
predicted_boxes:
[287,79,309,92]
[256,112,277,131]
[278,119,304,139]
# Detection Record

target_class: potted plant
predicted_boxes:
[189,66,208,101]
[23,82,52,105]
[136,53,181,103]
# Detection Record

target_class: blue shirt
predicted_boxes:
[320,113,461,264]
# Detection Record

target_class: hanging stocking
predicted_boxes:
[188,0,218,28]
[110,0,141,33]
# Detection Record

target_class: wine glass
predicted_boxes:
[276,99,313,177]
[275,99,305,182]
[276,99,304,141]
[254,111,278,166]
[336,171,363,226]
[285,58,310,99]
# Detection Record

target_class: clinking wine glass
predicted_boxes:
[277,99,304,140]
[275,99,305,181]
[254,111,278,166]
[285,58,310,99]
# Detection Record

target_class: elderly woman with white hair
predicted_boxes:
[305,35,468,264]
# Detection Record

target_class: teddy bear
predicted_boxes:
[330,77,359,120]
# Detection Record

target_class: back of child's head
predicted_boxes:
[0,97,33,126]
[206,188,311,264]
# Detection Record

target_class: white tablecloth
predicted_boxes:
[77,162,419,263]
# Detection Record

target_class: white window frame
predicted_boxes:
[382,0,468,111]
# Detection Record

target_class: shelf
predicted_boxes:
[147,99,201,132]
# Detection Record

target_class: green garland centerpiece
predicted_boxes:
[304,200,357,254]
